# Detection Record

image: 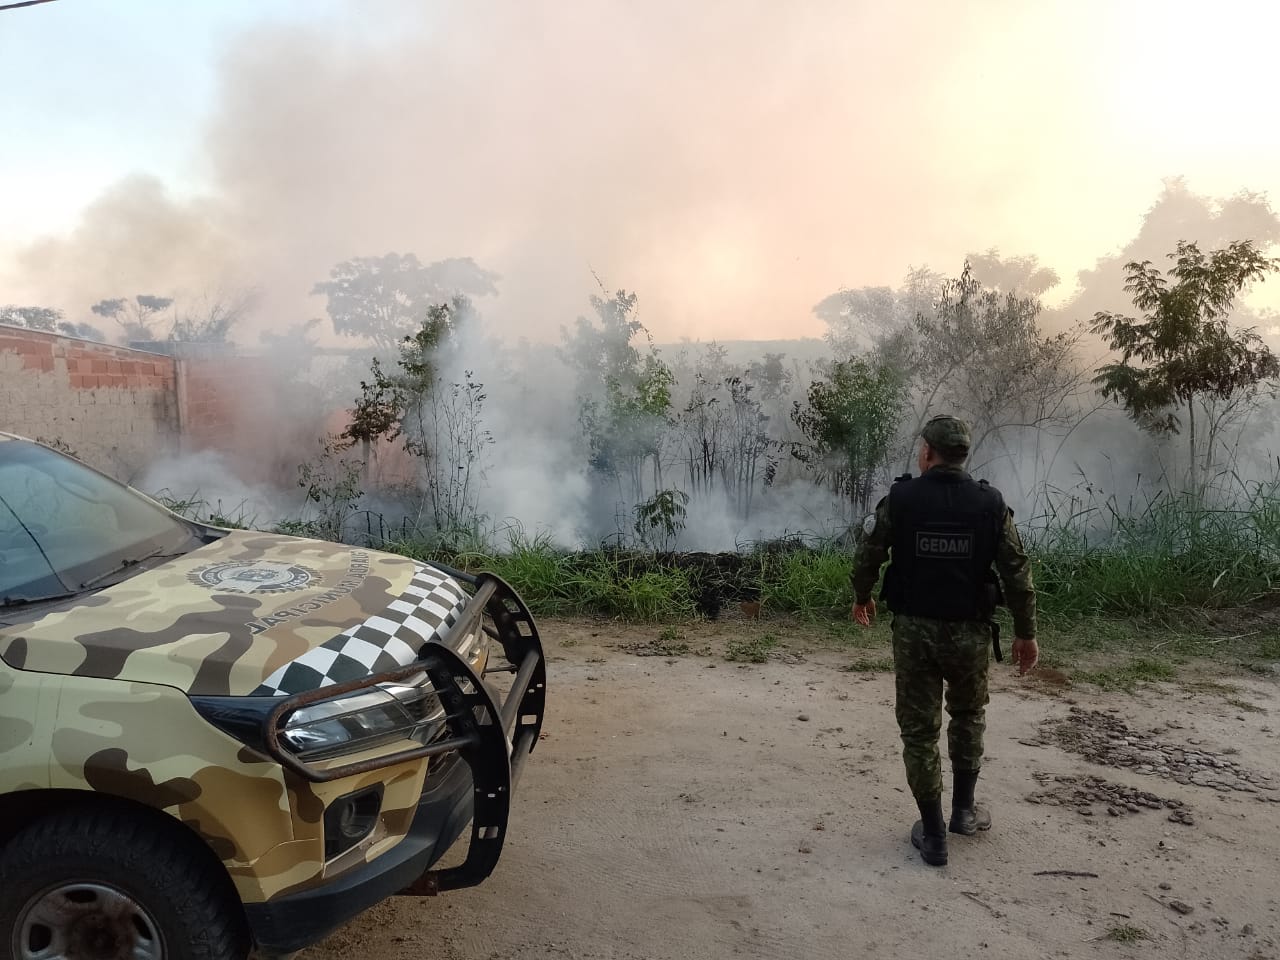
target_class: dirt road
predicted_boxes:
[301,619,1280,960]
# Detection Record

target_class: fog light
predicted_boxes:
[324,785,383,860]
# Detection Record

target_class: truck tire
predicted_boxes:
[0,806,249,960]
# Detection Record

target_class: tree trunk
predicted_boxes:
[1186,394,1198,500]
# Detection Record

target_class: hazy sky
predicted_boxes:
[3,0,1279,343]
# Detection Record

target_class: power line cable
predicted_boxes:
[0,0,61,11]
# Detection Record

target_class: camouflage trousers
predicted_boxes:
[891,614,991,801]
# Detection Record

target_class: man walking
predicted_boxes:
[849,415,1038,867]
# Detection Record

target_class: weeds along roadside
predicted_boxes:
[1026,479,1280,619]
[156,489,1280,672]
[394,492,1279,626]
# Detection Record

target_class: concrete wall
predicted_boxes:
[0,325,179,481]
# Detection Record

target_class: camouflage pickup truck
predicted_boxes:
[0,433,546,959]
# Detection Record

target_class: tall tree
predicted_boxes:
[90,295,173,341]
[965,249,1060,297]
[343,294,473,456]
[927,268,1089,455]
[313,253,498,350]
[1,305,105,342]
[814,265,943,359]
[56,320,106,341]
[341,297,493,537]
[1092,240,1280,495]
[676,344,731,499]
[721,375,773,519]
[0,305,61,331]
[671,343,778,519]
[170,289,257,343]
[561,288,675,505]
[1067,179,1280,325]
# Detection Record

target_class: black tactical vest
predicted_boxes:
[881,468,1004,621]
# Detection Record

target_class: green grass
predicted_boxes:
[153,491,259,530]
[1030,484,1280,622]
[384,486,1280,644]
[844,656,895,673]
[375,529,1280,684]
[821,619,886,648]
[207,477,1280,676]
[1074,656,1177,691]
[1103,924,1149,944]
[725,633,780,663]
[1256,633,1280,660]
[1030,617,1159,661]
[389,534,870,623]
[1027,614,1280,683]
[391,533,700,622]
[590,569,695,621]
[759,548,853,616]
[1035,647,1070,670]
[486,538,571,609]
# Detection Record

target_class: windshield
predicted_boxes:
[0,440,197,603]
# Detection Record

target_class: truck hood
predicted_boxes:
[0,530,470,697]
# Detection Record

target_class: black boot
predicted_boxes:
[910,797,948,866]
[949,769,992,836]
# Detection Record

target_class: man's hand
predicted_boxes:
[1011,637,1039,675]
[852,599,876,626]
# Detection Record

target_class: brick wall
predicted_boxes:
[2,326,340,487]
[0,325,179,481]
[180,355,322,486]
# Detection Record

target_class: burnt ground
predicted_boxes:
[298,616,1280,960]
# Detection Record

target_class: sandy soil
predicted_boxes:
[299,617,1280,960]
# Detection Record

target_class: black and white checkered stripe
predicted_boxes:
[252,564,469,697]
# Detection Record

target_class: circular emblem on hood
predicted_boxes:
[189,560,319,594]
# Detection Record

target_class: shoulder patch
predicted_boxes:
[862,513,877,536]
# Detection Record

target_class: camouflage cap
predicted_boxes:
[920,415,970,457]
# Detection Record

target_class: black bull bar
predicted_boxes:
[261,568,546,893]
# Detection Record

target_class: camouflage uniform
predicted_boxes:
[850,428,1037,803]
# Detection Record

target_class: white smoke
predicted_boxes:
[6,6,1279,553]
[138,450,298,529]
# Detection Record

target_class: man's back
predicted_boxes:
[882,467,1005,622]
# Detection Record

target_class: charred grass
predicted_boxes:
[389,534,859,623]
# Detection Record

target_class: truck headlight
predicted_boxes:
[281,673,447,761]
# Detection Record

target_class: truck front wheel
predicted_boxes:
[0,806,249,960]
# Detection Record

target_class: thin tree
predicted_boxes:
[1091,240,1280,496]
[790,356,907,515]
[561,287,675,506]
[313,253,498,350]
